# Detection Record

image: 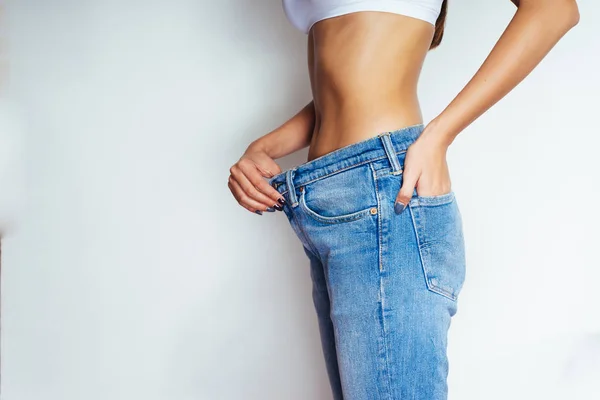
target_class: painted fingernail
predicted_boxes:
[273,204,283,211]
[255,210,263,215]
[278,197,286,205]
[266,207,276,212]
[394,202,407,215]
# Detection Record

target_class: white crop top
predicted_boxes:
[282,0,444,34]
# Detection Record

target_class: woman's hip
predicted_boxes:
[269,121,467,304]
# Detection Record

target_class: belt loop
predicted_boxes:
[380,133,402,174]
[285,167,299,207]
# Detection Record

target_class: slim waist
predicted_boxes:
[268,123,425,196]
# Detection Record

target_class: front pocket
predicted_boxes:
[299,189,376,224]
[408,191,466,301]
[297,164,378,224]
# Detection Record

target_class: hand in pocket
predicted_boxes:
[394,127,452,214]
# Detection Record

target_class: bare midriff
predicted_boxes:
[306,11,435,162]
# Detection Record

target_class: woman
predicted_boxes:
[228,0,579,398]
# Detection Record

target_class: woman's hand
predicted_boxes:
[228,145,287,215]
[394,127,452,214]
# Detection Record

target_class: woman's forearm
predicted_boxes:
[429,0,580,146]
[248,100,316,159]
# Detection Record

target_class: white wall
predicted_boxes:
[1,1,598,399]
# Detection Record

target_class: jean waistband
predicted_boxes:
[268,123,425,205]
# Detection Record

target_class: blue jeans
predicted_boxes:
[268,124,467,400]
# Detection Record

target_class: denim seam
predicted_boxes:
[288,208,320,260]
[408,203,458,302]
[278,151,408,196]
[371,162,383,273]
[371,162,393,399]
[415,195,458,300]
[411,191,455,207]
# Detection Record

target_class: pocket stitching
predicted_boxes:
[410,190,455,207]
[408,201,459,302]
[299,187,376,224]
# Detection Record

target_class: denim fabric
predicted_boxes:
[268,124,466,400]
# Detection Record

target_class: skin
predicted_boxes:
[228,0,579,215]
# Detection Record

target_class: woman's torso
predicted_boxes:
[305,11,435,161]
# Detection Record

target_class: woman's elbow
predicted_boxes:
[562,0,580,28]
[552,0,580,30]
[524,0,580,30]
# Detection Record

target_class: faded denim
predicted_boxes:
[268,123,467,400]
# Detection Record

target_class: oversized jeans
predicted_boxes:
[267,124,467,400]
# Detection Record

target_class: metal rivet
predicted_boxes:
[299,186,304,192]
[370,207,378,215]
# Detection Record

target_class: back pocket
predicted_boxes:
[298,164,378,224]
[408,191,466,301]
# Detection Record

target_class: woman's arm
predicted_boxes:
[429,0,580,146]
[229,28,318,215]
[228,100,315,215]
[393,0,580,213]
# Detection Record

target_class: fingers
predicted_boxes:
[228,161,286,215]
[395,169,418,215]
[231,162,284,205]
[238,160,285,206]
[228,177,275,215]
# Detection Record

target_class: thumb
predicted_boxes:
[395,172,418,215]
